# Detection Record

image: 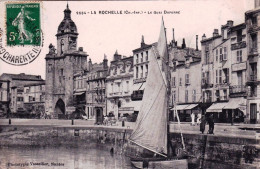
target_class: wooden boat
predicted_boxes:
[128,18,188,169]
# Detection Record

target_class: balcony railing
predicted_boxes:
[229,85,247,94]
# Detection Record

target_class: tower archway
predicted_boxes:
[55,99,65,115]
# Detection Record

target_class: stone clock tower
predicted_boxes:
[45,4,88,118]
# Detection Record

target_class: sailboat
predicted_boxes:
[128,18,188,169]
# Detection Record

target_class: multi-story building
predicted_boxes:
[245,2,260,123]
[106,51,134,119]
[0,80,10,117]
[169,30,202,121]
[131,36,156,110]
[0,73,44,115]
[84,57,108,123]
[201,21,248,123]
[45,4,88,118]
[23,82,45,118]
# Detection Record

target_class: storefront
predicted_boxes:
[171,104,201,122]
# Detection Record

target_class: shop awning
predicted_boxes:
[206,102,228,113]
[223,98,247,114]
[73,92,85,95]
[184,104,198,110]
[119,101,142,113]
[171,104,189,111]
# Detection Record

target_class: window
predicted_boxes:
[172,77,176,87]
[216,70,218,84]
[141,53,143,62]
[17,97,23,101]
[205,51,209,64]
[136,67,139,78]
[224,68,229,83]
[251,34,257,51]
[223,89,227,100]
[173,91,176,102]
[237,29,243,42]
[219,70,222,84]
[179,78,182,86]
[60,69,63,76]
[111,83,114,93]
[237,50,242,63]
[136,54,139,64]
[145,64,148,77]
[223,47,227,60]
[26,89,29,93]
[146,51,148,61]
[185,90,188,102]
[220,48,223,61]
[202,72,205,84]
[126,81,129,92]
[216,49,218,62]
[192,90,196,102]
[40,95,43,102]
[185,74,190,85]
[141,66,143,78]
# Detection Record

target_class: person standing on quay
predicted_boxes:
[200,115,206,134]
[208,114,214,134]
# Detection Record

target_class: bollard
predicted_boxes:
[9,118,11,125]
[72,119,74,125]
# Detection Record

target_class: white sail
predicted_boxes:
[129,19,168,156]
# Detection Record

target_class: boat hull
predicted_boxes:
[131,159,188,169]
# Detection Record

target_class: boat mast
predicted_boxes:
[163,20,171,158]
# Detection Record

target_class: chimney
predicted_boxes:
[88,59,92,71]
[202,34,206,40]
[227,20,234,27]
[181,38,186,49]
[141,35,145,47]
[196,35,198,51]
[213,29,219,37]
[172,28,175,43]
[103,54,108,69]
[255,0,260,8]
[78,47,83,51]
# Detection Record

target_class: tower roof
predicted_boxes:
[57,3,78,35]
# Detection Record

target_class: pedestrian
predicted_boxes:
[200,115,206,134]
[208,114,214,134]
[197,113,202,125]
[191,112,195,126]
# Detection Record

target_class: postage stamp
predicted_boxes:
[6,3,41,46]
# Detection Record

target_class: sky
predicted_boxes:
[0,0,255,79]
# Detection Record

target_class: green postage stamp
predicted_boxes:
[6,3,41,46]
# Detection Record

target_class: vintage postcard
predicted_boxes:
[0,0,259,169]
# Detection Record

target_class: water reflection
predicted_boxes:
[0,146,133,169]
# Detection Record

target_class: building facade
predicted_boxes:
[106,51,134,119]
[23,82,45,118]
[245,5,260,123]
[45,4,88,118]
[0,73,44,116]
[169,30,202,121]
[83,57,108,123]
[0,80,10,117]
[131,36,156,112]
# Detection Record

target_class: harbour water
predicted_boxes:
[0,146,133,169]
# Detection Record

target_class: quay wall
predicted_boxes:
[0,125,259,169]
